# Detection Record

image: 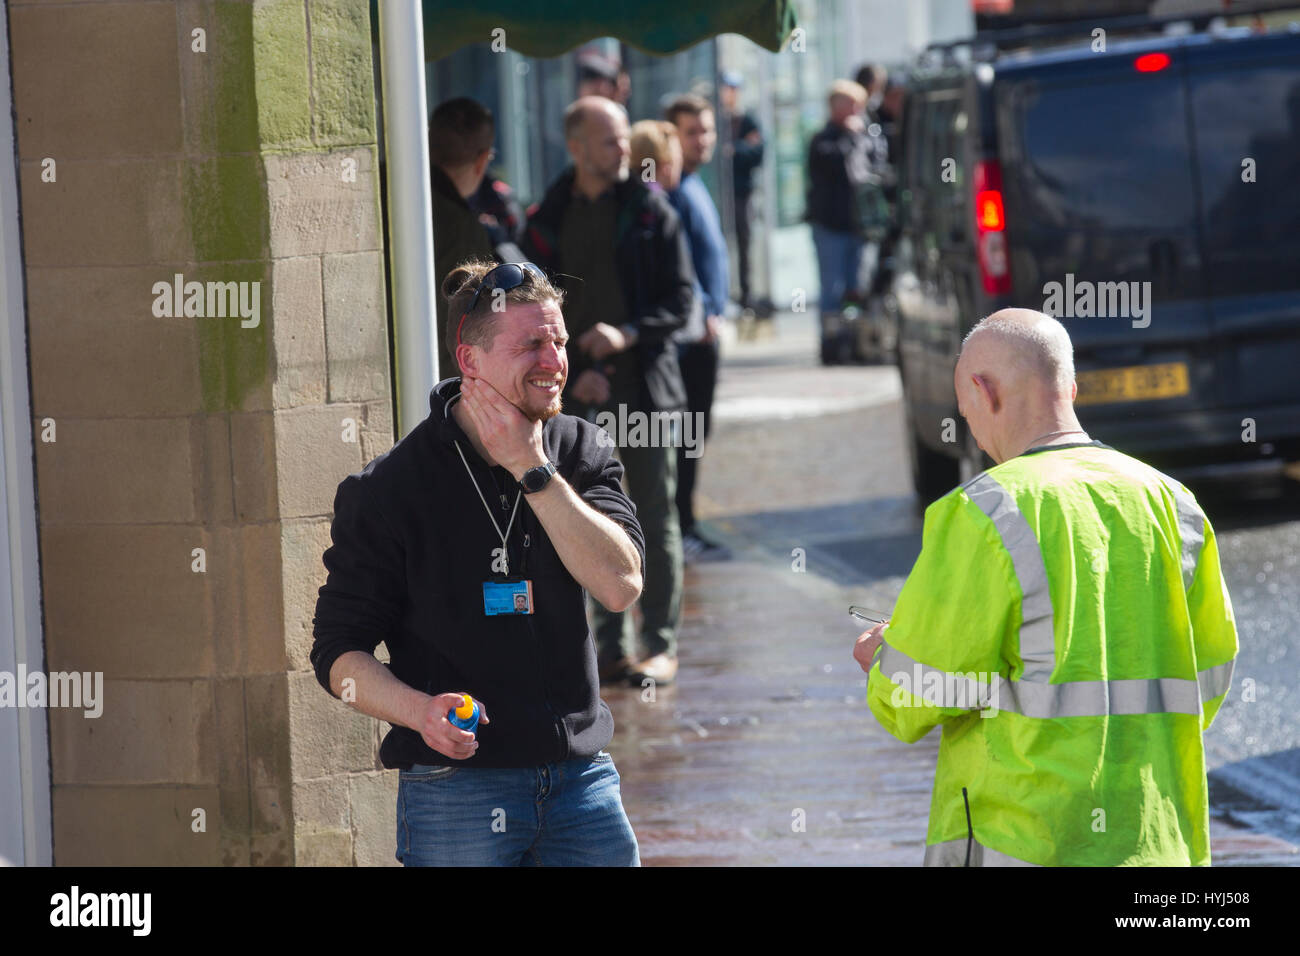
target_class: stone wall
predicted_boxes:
[8,0,397,865]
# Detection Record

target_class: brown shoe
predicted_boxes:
[598,655,638,684]
[631,653,678,685]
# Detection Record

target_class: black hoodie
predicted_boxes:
[310,378,646,769]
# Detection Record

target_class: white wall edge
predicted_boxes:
[0,0,53,868]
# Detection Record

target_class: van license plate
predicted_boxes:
[1075,362,1189,406]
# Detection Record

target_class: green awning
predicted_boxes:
[372,0,799,60]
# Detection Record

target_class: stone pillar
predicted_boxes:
[8,0,397,864]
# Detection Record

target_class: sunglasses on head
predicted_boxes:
[456,262,549,349]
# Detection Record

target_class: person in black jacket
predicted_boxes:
[522,96,696,687]
[469,172,526,256]
[310,259,646,866]
[430,98,499,369]
[806,79,881,364]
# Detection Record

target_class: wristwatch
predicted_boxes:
[520,461,557,494]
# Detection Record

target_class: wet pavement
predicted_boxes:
[602,312,1300,866]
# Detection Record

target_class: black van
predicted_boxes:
[893,23,1300,502]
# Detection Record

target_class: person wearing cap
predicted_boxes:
[311,258,646,866]
[576,48,620,102]
[719,71,764,315]
[852,309,1238,866]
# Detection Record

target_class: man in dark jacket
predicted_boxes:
[523,96,695,686]
[430,97,499,369]
[806,79,883,364]
[311,259,646,866]
[470,172,526,256]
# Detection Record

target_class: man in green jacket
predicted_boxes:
[853,308,1238,865]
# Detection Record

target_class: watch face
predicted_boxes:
[524,463,554,492]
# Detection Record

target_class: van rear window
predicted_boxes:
[998,75,1195,229]
[996,73,1200,301]
[1189,64,1300,296]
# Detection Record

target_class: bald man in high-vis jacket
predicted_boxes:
[853,309,1238,866]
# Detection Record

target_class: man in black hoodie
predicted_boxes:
[523,96,696,686]
[311,259,645,866]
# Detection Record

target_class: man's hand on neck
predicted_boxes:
[451,394,498,467]
[456,377,549,480]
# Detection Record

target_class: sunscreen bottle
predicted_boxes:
[449,694,480,735]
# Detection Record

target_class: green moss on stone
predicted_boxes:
[184,155,268,263]
[210,1,261,155]
[186,0,377,411]
[253,0,313,150]
[309,0,377,146]
[192,260,272,412]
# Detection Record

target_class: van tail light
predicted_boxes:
[1135,52,1170,72]
[974,160,1011,295]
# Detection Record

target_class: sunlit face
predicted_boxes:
[676,109,716,171]
[465,301,569,422]
[574,106,629,186]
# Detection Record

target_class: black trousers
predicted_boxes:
[674,337,721,535]
[734,191,754,309]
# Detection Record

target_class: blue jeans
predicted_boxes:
[395,752,640,866]
[811,222,865,314]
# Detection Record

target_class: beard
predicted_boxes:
[515,374,566,423]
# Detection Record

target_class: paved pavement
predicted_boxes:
[602,311,1300,866]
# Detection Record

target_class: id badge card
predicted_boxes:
[483,578,534,616]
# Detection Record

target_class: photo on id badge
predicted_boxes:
[484,578,534,615]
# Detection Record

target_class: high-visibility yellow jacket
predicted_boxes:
[867,442,1238,866]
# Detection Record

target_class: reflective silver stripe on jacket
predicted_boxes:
[1159,475,1205,592]
[963,472,1057,682]
[923,836,1040,867]
[872,471,1229,718]
[878,641,1218,718]
[1000,673,1200,718]
[876,643,997,710]
[1198,658,1234,703]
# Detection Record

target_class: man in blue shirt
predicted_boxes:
[666,93,732,569]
